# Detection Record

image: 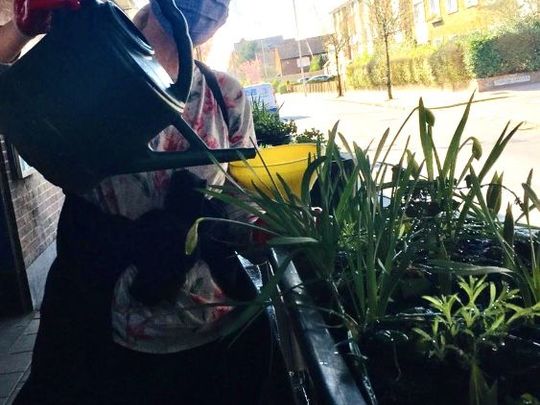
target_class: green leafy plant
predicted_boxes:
[292,127,327,147]
[184,97,540,404]
[414,276,540,405]
[333,133,421,330]
[464,21,540,78]
[251,99,296,145]
[466,168,540,307]
[404,96,520,289]
[309,54,327,72]
[429,41,472,88]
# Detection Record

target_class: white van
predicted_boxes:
[243,83,278,113]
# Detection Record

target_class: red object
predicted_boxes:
[251,217,273,245]
[15,0,80,36]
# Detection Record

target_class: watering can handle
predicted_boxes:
[116,115,256,174]
[25,0,80,11]
[132,0,257,169]
[153,0,193,103]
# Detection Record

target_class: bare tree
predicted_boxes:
[327,4,354,97]
[367,0,410,100]
[325,32,350,97]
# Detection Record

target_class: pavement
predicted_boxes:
[278,80,540,227]
[307,81,540,111]
[0,313,38,404]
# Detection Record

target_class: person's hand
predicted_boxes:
[129,170,208,306]
[129,208,199,306]
[14,0,81,36]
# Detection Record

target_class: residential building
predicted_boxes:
[413,0,537,45]
[328,0,416,82]
[330,0,415,65]
[419,0,502,45]
[331,0,375,62]
[274,35,330,77]
[332,0,536,52]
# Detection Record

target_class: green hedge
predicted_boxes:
[391,45,436,86]
[346,20,540,88]
[430,42,471,85]
[346,43,471,90]
[465,20,540,78]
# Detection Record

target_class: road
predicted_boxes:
[277,84,540,219]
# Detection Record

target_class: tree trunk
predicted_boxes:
[384,34,393,100]
[335,52,343,97]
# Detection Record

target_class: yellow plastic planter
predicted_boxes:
[229,143,319,199]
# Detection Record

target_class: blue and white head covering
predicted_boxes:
[150,0,230,46]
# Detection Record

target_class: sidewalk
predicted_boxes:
[317,84,531,111]
[0,313,38,404]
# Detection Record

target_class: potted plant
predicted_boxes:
[251,99,296,147]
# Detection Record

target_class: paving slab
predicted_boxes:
[0,314,37,405]
[0,352,32,374]
[0,373,22,400]
[22,320,39,336]
[5,368,31,405]
[9,334,36,355]
[0,316,33,355]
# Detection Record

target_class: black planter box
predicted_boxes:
[269,249,367,405]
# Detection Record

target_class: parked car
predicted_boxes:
[306,74,333,83]
[296,77,309,84]
[244,83,278,114]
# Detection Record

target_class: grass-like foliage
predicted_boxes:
[185,95,540,404]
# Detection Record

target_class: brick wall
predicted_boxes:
[0,137,63,268]
[1,0,64,268]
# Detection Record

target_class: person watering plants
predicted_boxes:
[4,0,287,403]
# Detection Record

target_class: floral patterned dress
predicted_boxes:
[84,66,255,354]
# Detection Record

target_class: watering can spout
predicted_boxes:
[122,114,256,174]
[121,148,256,175]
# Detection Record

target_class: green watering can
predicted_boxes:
[0,0,255,193]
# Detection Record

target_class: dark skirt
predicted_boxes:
[15,196,291,404]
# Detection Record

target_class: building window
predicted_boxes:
[464,0,478,6]
[414,0,426,22]
[296,56,310,68]
[446,0,458,13]
[429,0,440,16]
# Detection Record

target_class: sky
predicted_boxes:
[206,0,343,70]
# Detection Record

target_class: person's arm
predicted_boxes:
[0,0,81,64]
[0,20,31,63]
[216,71,256,149]
[211,71,260,227]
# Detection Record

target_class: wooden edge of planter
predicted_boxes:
[270,248,367,405]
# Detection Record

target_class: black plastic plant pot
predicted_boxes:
[270,249,368,405]
[256,134,292,147]
[310,151,355,209]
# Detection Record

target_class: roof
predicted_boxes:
[276,35,330,60]
[234,36,285,52]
